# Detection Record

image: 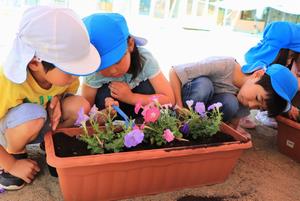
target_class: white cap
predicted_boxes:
[3,6,101,84]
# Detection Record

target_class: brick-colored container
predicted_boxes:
[45,123,252,201]
[276,115,300,162]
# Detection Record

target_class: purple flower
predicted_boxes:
[180,123,190,135]
[207,102,223,111]
[89,104,98,120]
[0,187,5,193]
[124,129,144,148]
[74,107,89,126]
[195,102,206,117]
[186,100,194,109]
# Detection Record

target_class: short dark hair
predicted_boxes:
[256,74,287,117]
[272,48,300,70]
[41,60,56,73]
[126,37,143,81]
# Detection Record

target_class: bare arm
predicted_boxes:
[169,68,183,107]
[109,72,175,106]
[0,146,39,183]
[0,146,16,171]
[81,84,98,107]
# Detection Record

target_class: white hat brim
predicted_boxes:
[55,44,101,76]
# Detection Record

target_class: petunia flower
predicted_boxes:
[134,100,143,114]
[89,104,98,120]
[180,123,190,135]
[163,129,175,142]
[74,107,89,126]
[195,102,206,117]
[207,102,223,111]
[124,129,144,148]
[143,107,160,123]
[186,100,194,109]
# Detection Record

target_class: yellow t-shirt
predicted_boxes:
[0,67,79,119]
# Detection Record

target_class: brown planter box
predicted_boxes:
[44,123,252,201]
[276,115,300,162]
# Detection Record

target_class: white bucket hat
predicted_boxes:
[3,6,101,84]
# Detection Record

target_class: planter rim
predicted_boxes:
[45,122,252,168]
[276,115,300,130]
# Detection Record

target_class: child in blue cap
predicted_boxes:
[169,56,298,129]
[0,6,100,190]
[243,21,300,125]
[82,13,174,118]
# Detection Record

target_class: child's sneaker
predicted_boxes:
[0,153,27,190]
[255,111,278,128]
[239,116,256,129]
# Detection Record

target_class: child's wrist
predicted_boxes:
[3,155,16,172]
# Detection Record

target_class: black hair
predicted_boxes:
[272,48,300,70]
[126,37,143,81]
[41,60,56,73]
[256,74,287,117]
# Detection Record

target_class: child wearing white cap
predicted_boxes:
[0,6,100,190]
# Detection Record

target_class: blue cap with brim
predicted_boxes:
[242,21,300,74]
[83,13,147,71]
[266,64,298,112]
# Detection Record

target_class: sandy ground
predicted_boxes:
[0,113,300,201]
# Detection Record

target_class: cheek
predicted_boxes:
[47,73,75,86]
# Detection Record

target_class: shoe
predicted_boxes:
[39,141,45,151]
[239,116,256,129]
[0,153,27,190]
[255,111,278,128]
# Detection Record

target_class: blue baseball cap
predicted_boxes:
[266,64,298,112]
[242,21,300,74]
[83,13,147,71]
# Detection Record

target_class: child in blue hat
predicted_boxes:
[243,21,300,125]
[81,13,174,118]
[169,56,298,129]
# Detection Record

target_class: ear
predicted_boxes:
[27,59,40,71]
[127,37,135,53]
[252,69,265,78]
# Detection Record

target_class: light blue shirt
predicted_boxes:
[83,47,160,89]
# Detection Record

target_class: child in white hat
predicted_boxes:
[0,6,100,190]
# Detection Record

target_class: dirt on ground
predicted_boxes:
[0,114,300,201]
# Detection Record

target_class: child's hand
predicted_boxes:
[109,81,132,102]
[288,105,299,120]
[7,159,40,183]
[48,96,61,131]
[105,97,119,117]
[105,97,119,108]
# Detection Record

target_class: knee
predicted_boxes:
[219,96,239,122]
[61,95,91,124]
[183,77,214,104]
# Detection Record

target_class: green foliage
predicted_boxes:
[177,102,223,140]
[79,107,130,154]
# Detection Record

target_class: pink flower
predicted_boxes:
[150,95,160,103]
[134,100,143,114]
[163,129,175,142]
[143,107,160,123]
[162,103,172,109]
